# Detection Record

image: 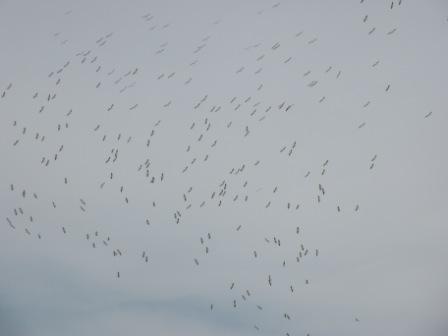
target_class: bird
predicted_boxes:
[0,4,440,336]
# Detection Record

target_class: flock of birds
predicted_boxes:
[1,0,439,335]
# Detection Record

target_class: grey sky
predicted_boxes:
[1,0,448,335]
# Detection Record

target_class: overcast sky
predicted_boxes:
[1,0,448,335]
